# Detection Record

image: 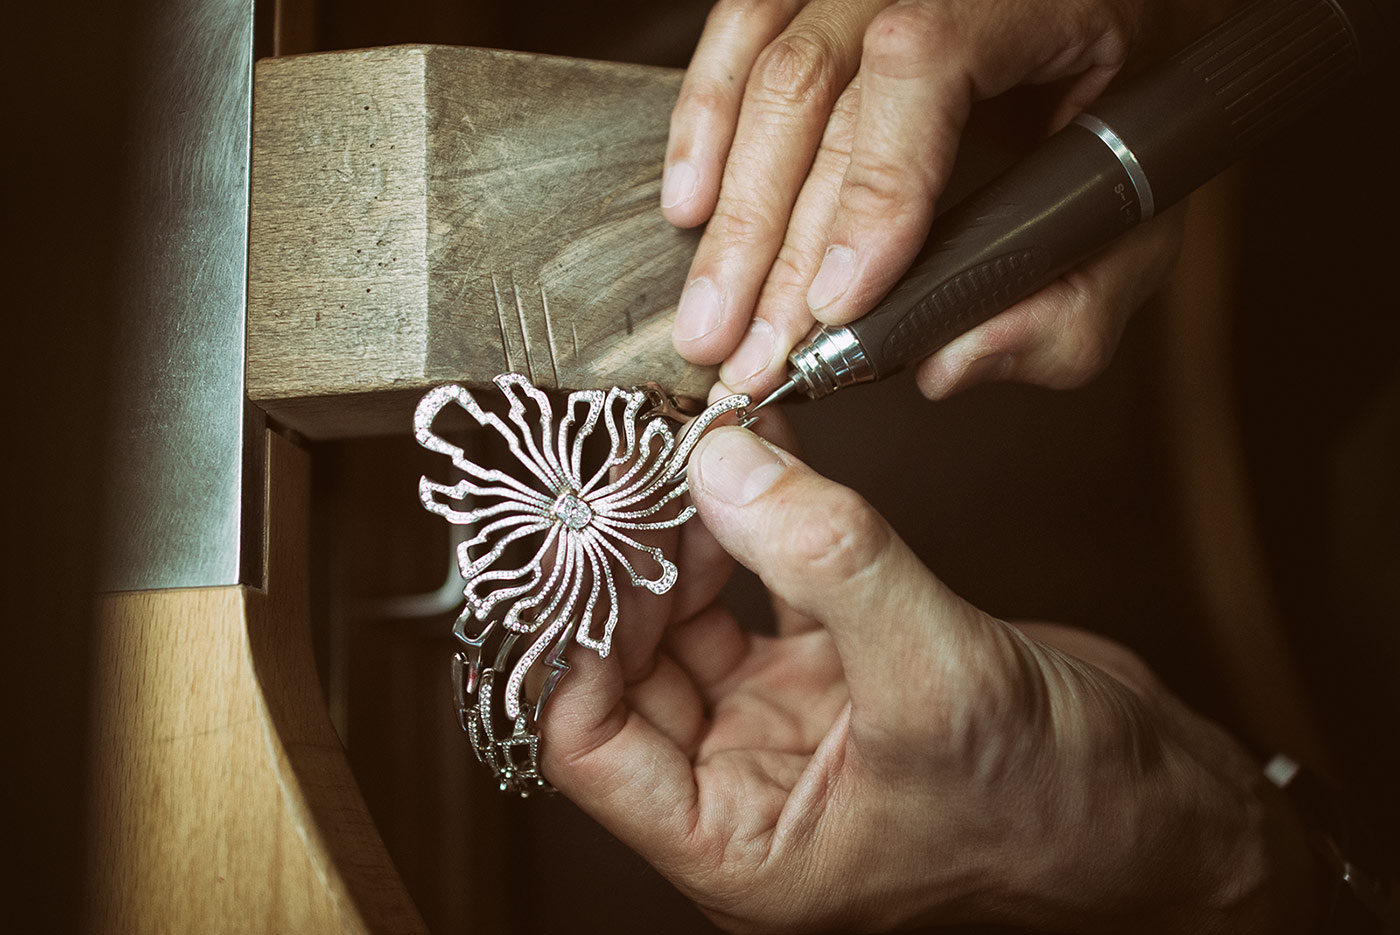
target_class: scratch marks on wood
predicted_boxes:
[496,276,561,387]
[587,309,678,378]
[538,285,561,385]
[491,274,515,374]
[511,280,535,384]
[491,267,678,390]
[248,47,713,438]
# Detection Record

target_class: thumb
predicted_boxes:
[688,426,997,736]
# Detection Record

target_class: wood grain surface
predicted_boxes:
[249,46,713,439]
[87,431,426,934]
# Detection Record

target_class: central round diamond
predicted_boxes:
[552,492,593,530]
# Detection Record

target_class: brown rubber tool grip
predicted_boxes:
[844,0,1393,382]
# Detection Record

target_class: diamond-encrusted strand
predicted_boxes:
[665,393,751,481]
[414,374,749,795]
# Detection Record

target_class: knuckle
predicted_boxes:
[766,242,810,288]
[705,201,772,246]
[989,303,1043,351]
[754,248,817,316]
[839,156,924,219]
[751,32,839,108]
[814,84,861,154]
[921,630,1043,775]
[1104,0,1158,57]
[828,80,862,125]
[781,485,890,585]
[1071,329,1115,380]
[864,1,947,74]
[1052,304,1116,387]
[708,0,787,33]
[1090,24,1131,71]
[813,113,856,168]
[813,133,853,172]
[676,77,734,121]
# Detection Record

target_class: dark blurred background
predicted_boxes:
[12,0,1396,932]
[11,1,129,932]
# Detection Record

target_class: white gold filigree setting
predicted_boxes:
[415,374,749,794]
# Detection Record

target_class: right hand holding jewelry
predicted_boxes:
[542,419,1322,933]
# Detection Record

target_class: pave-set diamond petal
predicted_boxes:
[415,374,749,795]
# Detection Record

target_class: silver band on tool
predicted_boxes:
[1073,113,1155,222]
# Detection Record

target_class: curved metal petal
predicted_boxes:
[415,382,558,496]
[572,534,619,655]
[556,390,605,489]
[494,373,565,489]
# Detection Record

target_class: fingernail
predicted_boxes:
[674,278,723,342]
[661,160,699,209]
[719,319,774,386]
[707,379,736,405]
[807,245,854,311]
[696,428,785,506]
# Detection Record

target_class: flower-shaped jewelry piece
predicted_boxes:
[415,374,749,794]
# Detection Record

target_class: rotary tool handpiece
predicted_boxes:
[774,0,1394,404]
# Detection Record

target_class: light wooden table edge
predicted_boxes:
[87,430,426,934]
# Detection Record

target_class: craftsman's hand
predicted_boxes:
[543,422,1319,933]
[664,0,1193,400]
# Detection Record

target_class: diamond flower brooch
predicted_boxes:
[415,374,748,795]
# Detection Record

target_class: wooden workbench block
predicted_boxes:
[249,46,712,439]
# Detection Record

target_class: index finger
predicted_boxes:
[663,0,805,229]
[541,646,701,863]
[672,0,889,366]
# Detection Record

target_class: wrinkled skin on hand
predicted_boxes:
[541,416,1318,933]
[664,0,1215,401]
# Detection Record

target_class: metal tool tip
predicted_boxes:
[739,376,800,428]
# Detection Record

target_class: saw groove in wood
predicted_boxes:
[249,46,713,439]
